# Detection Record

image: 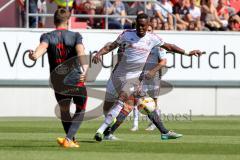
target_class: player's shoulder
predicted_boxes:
[64,30,82,36]
[40,32,51,39]
[123,29,136,33]
[120,29,136,35]
[147,32,163,41]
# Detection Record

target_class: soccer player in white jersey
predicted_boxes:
[92,13,202,142]
[102,25,176,141]
[131,24,167,132]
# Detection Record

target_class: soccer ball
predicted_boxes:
[137,97,156,115]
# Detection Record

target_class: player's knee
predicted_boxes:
[119,92,129,102]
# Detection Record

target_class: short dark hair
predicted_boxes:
[54,8,71,26]
[136,13,149,22]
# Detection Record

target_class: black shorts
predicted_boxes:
[54,86,87,109]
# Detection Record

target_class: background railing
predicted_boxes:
[16,0,177,29]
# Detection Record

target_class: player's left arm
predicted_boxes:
[29,42,48,61]
[76,44,89,82]
[145,58,167,80]
[160,42,202,56]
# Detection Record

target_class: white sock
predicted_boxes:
[133,106,138,128]
[97,123,109,134]
[156,109,161,116]
[97,100,124,134]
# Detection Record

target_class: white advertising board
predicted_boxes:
[0,29,239,82]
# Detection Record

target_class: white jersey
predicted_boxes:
[114,29,164,79]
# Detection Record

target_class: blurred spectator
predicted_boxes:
[145,1,155,17]
[216,0,229,27]
[170,0,179,5]
[228,14,240,30]
[38,0,47,28]
[162,21,171,30]
[103,0,129,29]
[189,0,202,30]
[228,0,240,14]
[17,0,44,28]
[173,0,192,30]
[49,0,74,10]
[157,17,164,29]
[17,0,26,27]
[187,20,201,30]
[150,17,159,30]
[124,2,144,15]
[154,0,174,30]
[124,2,144,27]
[201,0,225,30]
[74,0,96,28]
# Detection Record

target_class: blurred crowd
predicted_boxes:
[17,0,240,31]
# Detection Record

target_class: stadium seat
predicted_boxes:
[70,17,87,29]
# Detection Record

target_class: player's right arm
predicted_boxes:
[29,33,49,61]
[92,41,119,64]
[29,42,48,61]
[92,31,127,64]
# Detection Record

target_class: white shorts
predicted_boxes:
[105,74,141,102]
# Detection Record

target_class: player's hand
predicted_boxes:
[92,53,102,64]
[145,70,156,80]
[29,50,37,61]
[139,70,156,81]
[79,73,87,82]
[188,50,202,57]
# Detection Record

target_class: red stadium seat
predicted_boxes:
[70,17,87,29]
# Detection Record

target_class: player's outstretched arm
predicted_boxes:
[92,41,119,64]
[161,42,202,56]
[29,42,48,61]
[76,44,89,82]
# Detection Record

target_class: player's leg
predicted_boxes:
[63,85,87,148]
[107,96,182,140]
[104,97,135,138]
[145,78,183,139]
[94,91,127,141]
[65,94,87,142]
[145,98,158,131]
[55,93,72,136]
[102,100,116,136]
[94,75,135,141]
[109,99,134,135]
[103,77,119,115]
[55,93,78,146]
[147,109,183,139]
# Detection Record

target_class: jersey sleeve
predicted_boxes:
[115,31,126,44]
[75,32,83,45]
[158,48,167,60]
[152,33,165,47]
[40,33,49,44]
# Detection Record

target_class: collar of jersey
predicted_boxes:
[56,27,67,30]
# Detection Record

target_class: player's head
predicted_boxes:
[136,13,149,37]
[54,8,71,27]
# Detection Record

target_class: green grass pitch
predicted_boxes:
[0,116,240,160]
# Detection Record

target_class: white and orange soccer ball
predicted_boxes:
[137,97,156,115]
